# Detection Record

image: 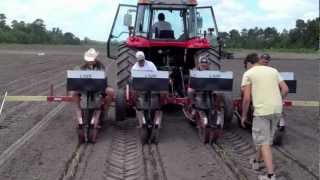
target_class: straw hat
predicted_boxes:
[84,48,99,62]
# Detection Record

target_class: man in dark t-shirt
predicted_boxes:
[70,48,114,128]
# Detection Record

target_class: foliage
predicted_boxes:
[219,18,319,50]
[0,13,81,45]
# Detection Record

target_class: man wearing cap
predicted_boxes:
[131,51,162,128]
[186,56,211,119]
[70,48,114,128]
[259,53,271,66]
[131,51,157,72]
[241,53,288,180]
[258,53,286,131]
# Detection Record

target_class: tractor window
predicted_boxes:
[187,7,197,39]
[151,9,185,40]
[107,5,137,59]
[135,5,150,38]
[196,7,219,47]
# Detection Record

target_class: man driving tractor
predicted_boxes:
[152,13,172,38]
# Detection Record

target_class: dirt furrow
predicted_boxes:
[143,144,168,180]
[215,125,318,180]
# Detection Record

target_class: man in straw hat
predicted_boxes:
[70,48,114,129]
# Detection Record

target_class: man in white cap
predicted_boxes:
[186,56,212,120]
[70,48,114,129]
[131,51,157,72]
[131,51,162,128]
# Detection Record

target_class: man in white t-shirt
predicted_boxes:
[131,51,157,72]
[241,53,288,180]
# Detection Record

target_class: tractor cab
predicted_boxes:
[107,0,220,59]
[107,1,235,144]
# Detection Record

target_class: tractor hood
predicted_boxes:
[138,0,197,5]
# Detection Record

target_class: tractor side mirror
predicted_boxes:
[197,16,203,29]
[123,13,133,27]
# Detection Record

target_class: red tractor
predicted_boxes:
[107,0,234,144]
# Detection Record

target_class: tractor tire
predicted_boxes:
[116,43,138,89]
[220,94,234,129]
[115,89,126,121]
[194,48,221,70]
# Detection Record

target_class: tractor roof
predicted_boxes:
[138,0,197,5]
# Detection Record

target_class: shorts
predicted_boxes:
[252,114,281,146]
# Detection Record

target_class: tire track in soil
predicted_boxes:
[104,121,144,180]
[0,103,65,167]
[0,78,67,155]
[274,146,319,179]
[142,144,167,180]
[59,144,94,180]
[212,126,318,180]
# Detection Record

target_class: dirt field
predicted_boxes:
[0,45,318,180]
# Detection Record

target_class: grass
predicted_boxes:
[226,48,319,54]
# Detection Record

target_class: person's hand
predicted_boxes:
[241,116,247,128]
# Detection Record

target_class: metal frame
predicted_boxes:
[107,4,137,59]
[196,6,219,37]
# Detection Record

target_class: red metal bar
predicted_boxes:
[47,96,74,102]
[283,100,293,107]
[162,96,190,106]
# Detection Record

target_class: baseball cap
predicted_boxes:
[199,56,209,63]
[260,53,271,61]
[136,51,145,61]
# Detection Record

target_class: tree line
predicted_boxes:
[0,13,319,50]
[0,13,81,45]
[219,18,319,50]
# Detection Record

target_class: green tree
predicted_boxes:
[63,32,80,45]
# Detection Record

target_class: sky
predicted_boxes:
[0,0,318,41]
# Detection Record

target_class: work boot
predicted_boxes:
[258,174,276,180]
[249,157,260,170]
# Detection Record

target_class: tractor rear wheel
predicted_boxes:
[116,43,137,88]
[218,94,234,129]
[115,89,126,121]
[115,44,137,121]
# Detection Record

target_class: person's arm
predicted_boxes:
[152,23,157,32]
[150,61,158,71]
[241,84,251,127]
[240,72,251,127]
[279,81,289,99]
[277,71,289,99]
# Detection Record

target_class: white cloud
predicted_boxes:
[0,0,122,40]
[214,0,318,33]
